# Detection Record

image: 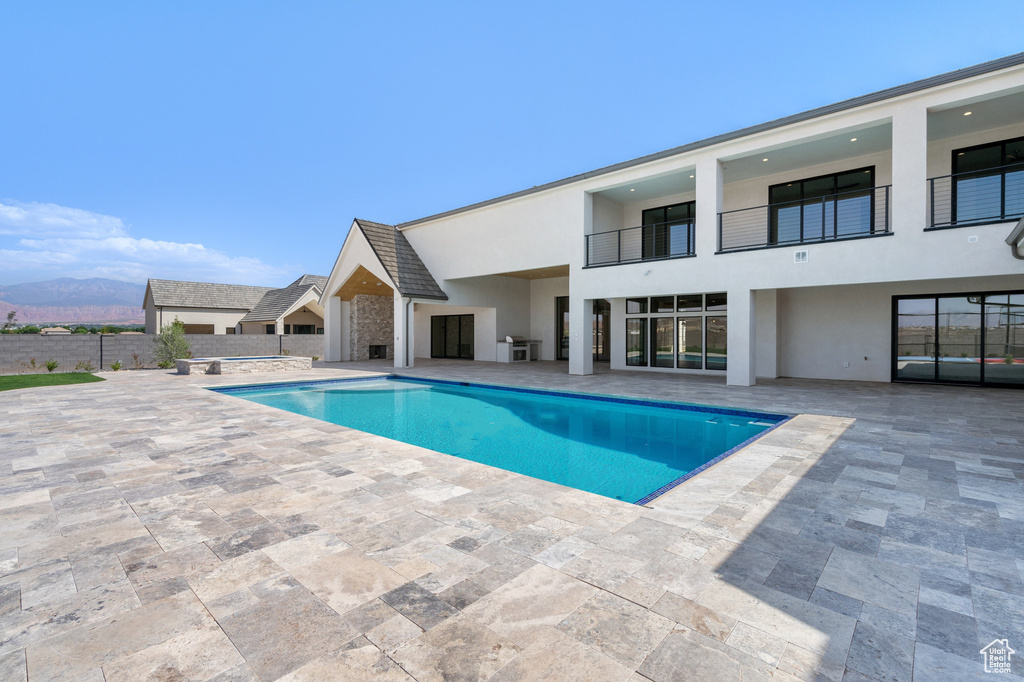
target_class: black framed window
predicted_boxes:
[626,298,648,314]
[706,317,727,371]
[626,319,647,366]
[893,291,1024,387]
[769,167,874,244]
[676,317,702,369]
[430,314,474,359]
[265,324,275,334]
[292,324,314,334]
[951,136,1024,225]
[556,296,570,361]
[651,317,674,367]
[641,201,695,259]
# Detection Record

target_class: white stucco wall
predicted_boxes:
[149,307,248,334]
[528,276,569,361]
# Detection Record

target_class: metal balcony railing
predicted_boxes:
[928,162,1024,229]
[718,185,891,252]
[584,220,695,267]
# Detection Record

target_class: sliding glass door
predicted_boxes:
[430,315,474,359]
[893,292,1023,387]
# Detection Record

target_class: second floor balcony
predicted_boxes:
[928,161,1024,229]
[718,185,891,252]
[585,220,695,267]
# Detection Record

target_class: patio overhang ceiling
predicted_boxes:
[495,265,570,280]
[334,265,395,301]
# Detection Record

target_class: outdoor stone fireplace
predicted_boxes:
[350,294,393,362]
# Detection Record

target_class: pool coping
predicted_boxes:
[210,373,793,505]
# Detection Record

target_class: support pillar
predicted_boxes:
[326,296,342,362]
[393,294,410,368]
[891,105,928,235]
[695,155,724,257]
[727,288,756,386]
[755,289,779,379]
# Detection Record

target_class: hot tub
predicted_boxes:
[176,356,312,375]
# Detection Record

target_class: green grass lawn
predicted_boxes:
[0,373,106,392]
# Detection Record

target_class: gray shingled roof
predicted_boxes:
[287,274,328,290]
[239,279,325,323]
[355,220,448,300]
[147,279,274,310]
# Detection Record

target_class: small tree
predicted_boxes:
[154,318,192,368]
[1,310,16,331]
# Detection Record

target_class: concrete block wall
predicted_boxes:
[0,334,326,374]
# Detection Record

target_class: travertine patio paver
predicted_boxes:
[0,359,1022,680]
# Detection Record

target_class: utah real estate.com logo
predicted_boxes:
[980,638,1015,674]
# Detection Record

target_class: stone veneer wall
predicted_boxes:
[349,294,394,362]
[0,334,325,374]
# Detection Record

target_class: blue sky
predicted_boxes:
[1,1,1022,286]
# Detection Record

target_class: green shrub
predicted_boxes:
[45,359,58,372]
[312,356,319,361]
[75,360,96,372]
[110,360,123,371]
[154,318,191,368]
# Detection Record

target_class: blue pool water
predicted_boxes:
[214,377,788,504]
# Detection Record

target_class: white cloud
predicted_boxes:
[1,201,292,285]
[0,201,127,239]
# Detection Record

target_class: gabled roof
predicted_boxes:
[354,219,448,300]
[239,279,324,323]
[146,279,274,310]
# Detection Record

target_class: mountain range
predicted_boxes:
[0,278,146,325]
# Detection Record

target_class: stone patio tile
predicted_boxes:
[845,621,914,682]
[489,628,633,682]
[124,541,221,590]
[437,579,490,611]
[278,640,416,681]
[365,613,423,654]
[289,549,407,615]
[0,649,26,682]
[218,586,357,680]
[390,614,522,682]
[23,589,208,680]
[638,628,774,682]
[555,591,674,669]
[259,529,349,570]
[725,621,789,667]
[101,618,244,681]
[776,642,844,682]
[462,563,597,649]
[650,590,736,642]
[911,642,990,682]
[186,550,283,604]
[380,581,460,630]
[816,547,920,618]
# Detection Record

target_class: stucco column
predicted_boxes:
[393,294,409,368]
[695,155,724,257]
[406,300,415,368]
[727,288,756,386]
[609,298,626,370]
[568,296,594,376]
[325,296,342,362]
[755,289,778,379]
[891,105,928,235]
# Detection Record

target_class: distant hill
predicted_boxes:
[0,278,146,324]
[0,277,145,307]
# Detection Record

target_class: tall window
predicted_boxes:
[624,293,726,371]
[951,136,1024,225]
[641,201,695,259]
[556,297,570,361]
[769,167,874,244]
[626,319,647,366]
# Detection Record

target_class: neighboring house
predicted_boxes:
[321,53,1024,388]
[39,327,71,335]
[144,275,327,335]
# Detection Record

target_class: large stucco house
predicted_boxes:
[321,53,1024,389]
[144,275,327,335]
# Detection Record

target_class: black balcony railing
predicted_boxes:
[584,220,695,267]
[718,185,891,252]
[928,162,1024,229]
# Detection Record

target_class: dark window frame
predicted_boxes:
[891,289,1024,389]
[641,201,696,259]
[768,166,876,244]
[430,314,475,359]
[950,135,1024,226]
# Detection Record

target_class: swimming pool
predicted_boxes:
[213,376,788,504]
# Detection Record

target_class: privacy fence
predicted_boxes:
[0,334,325,374]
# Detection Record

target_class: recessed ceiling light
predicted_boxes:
[689,174,694,178]
[376,282,381,286]
[850,137,858,142]
[762,158,768,162]
[629,188,635,192]
[963,111,972,116]
[361,281,367,284]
